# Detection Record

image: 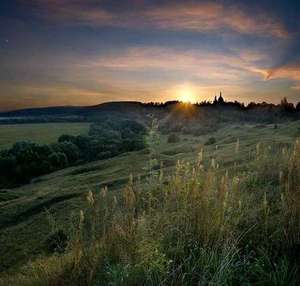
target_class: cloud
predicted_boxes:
[79,46,269,83]
[265,63,300,90]
[292,84,300,91]
[32,1,288,38]
[142,3,287,38]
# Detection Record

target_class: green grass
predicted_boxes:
[0,121,299,284]
[0,123,90,150]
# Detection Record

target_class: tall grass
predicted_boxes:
[1,139,299,285]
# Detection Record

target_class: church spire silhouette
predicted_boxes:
[218,91,224,103]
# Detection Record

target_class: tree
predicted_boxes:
[58,134,77,144]
[213,96,218,104]
[53,142,80,163]
[48,152,68,169]
[167,134,180,143]
[205,137,216,145]
[0,154,16,179]
[280,97,294,112]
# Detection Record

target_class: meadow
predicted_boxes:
[0,123,89,150]
[0,120,299,285]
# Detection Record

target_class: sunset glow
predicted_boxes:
[178,84,198,103]
[1,2,300,283]
[0,1,300,110]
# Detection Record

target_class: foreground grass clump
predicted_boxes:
[1,140,300,286]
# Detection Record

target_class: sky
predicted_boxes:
[0,0,300,111]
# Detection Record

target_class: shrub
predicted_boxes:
[167,133,180,143]
[58,134,76,143]
[205,137,216,145]
[48,152,68,169]
[53,142,81,164]
[45,229,68,254]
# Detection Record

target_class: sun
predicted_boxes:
[178,84,197,103]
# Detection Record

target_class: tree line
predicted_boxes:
[0,119,146,188]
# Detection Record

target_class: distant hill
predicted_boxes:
[0,102,151,123]
[0,106,84,117]
[0,99,300,134]
[0,101,150,117]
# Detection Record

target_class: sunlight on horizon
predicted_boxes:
[177,84,198,103]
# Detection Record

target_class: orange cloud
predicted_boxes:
[0,83,113,110]
[264,64,300,89]
[143,3,288,38]
[80,47,269,82]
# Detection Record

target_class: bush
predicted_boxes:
[205,137,216,145]
[53,142,81,164]
[48,152,68,169]
[45,229,68,254]
[167,133,180,143]
[58,134,76,143]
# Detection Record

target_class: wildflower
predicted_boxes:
[192,167,196,177]
[282,148,286,156]
[79,210,85,224]
[123,185,136,209]
[263,192,268,209]
[256,143,260,157]
[86,191,94,206]
[223,191,228,209]
[235,138,240,153]
[100,186,108,198]
[233,176,239,184]
[129,173,133,185]
[280,193,284,205]
[211,158,216,169]
[279,170,283,182]
[198,148,203,163]
[238,199,242,209]
[159,162,164,183]
[112,195,118,208]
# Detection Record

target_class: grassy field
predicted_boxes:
[0,123,90,150]
[0,121,299,284]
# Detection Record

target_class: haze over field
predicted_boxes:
[1,0,300,110]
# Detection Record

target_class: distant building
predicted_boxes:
[213,92,225,104]
[218,92,224,103]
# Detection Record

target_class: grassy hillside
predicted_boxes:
[0,123,90,150]
[0,120,299,284]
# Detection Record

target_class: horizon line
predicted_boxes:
[0,96,298,113]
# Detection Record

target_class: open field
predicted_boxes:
[0,120,299,279]
[0,123,90,150]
